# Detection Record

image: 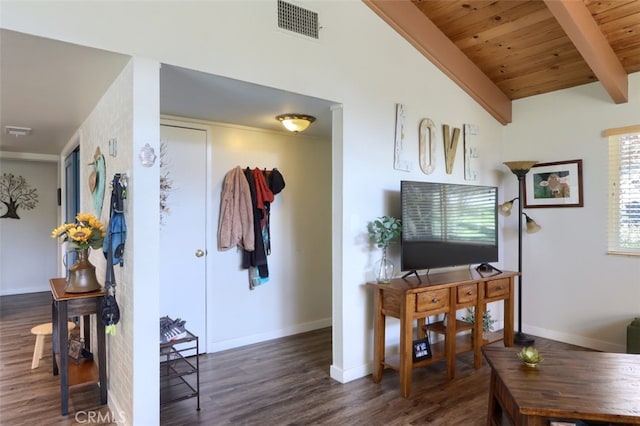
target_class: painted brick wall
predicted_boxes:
[79,60,134,424]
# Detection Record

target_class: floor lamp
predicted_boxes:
[500,161,541,346]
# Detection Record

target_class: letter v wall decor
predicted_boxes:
[443,124,460,174]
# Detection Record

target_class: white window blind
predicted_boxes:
[607,127,640,255]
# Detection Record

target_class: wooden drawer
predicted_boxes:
[457,283,477,304]
[485,279,510,298]
[416,289,449,312]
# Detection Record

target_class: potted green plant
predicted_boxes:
[367,216,402,283]
[462,307,496,332]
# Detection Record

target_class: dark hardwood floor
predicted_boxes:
[1,292,589,425]
[0,291,111,426]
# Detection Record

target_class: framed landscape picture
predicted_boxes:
[524,159,583,208]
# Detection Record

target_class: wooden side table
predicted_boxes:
[367,269,517,398]
[50,278,107,415]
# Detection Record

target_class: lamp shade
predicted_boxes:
[503,161,538,177]
[276,114,316,133]
[524,213,542,233]
[498,198,517,216]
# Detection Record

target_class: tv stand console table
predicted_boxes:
[367,269,518,398]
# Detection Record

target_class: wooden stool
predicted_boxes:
[30,322,76,369]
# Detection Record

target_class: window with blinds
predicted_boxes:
[608,129,640,255]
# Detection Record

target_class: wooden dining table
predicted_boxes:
[482,346,640,425]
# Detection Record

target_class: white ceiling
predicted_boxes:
[0,29,334,156]
[159,64,334,139]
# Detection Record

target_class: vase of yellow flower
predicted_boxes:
[66,248,100,293]
[52,213,106,293]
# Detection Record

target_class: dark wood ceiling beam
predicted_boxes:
[544,0,628,103]
[363,0,512,125]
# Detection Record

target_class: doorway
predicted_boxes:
[159,124,208,354]
[64,147,80,271]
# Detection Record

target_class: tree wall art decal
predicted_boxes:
[0,173,39,219]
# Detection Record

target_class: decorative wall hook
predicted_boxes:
[139,143,157,167]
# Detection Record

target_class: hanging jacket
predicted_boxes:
[103,174,126,266]
[242,168,268,277]
[267,168,285,195]
[263,168,285,255]
[217,166,254,251]
[253,168,274,229]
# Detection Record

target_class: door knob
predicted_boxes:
[195,249,205,257]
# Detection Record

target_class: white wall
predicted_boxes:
[162,118,333,351]
[74,58,161,425]
[76,59,137,424]
[0,1,529,422]
[504,72,640,352]
[0,6,636,421]
[129,57,161,426]
[0,157,58,294]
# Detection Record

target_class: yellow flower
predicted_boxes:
[51,213,105,250]
[76,212,95,223]
[68,226,92,243]
[51,223,75,239]
[89,217,105,234]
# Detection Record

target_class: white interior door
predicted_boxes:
[160,124,207,354]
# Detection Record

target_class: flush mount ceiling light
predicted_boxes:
[5,126,32,137]
[275,114,316,133]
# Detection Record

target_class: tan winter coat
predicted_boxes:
[217,166,254,251]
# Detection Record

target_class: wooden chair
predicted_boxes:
[30,322,76,369]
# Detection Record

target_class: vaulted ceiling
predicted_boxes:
[2,2,639,156]
[364,0,640,124]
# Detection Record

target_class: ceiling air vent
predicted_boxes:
[277,0,319,39]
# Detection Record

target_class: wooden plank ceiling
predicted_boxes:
[364,0,640,124]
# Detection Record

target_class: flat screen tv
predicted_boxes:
[401,180,498,275]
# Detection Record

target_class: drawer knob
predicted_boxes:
[432,297,439,303]
[467,290,473,295]
[497,285,503,290]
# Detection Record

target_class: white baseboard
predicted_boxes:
[208,317,332,352]
[0,286,50,296]
[524,324,626,353]
[330,362,371,384]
